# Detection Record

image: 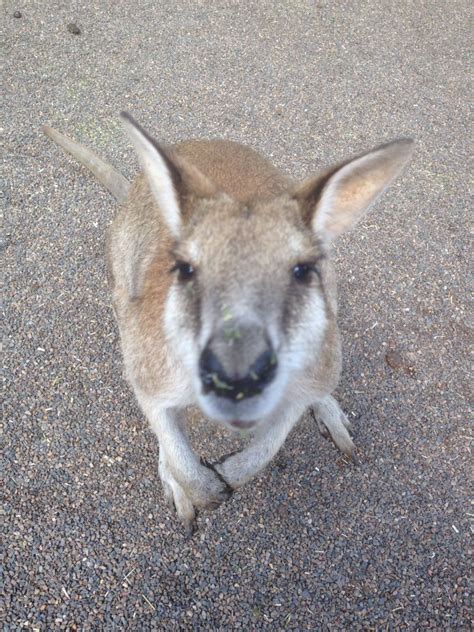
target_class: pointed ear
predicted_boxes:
[120,112,182,236]
[120,112,217,237]
[294,139,414,241]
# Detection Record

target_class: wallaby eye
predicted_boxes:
[170,261,195,282]
[292,262,317,283]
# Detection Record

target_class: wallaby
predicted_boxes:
[43,115,413,534]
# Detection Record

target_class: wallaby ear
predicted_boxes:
[120,112,217,237]
[121,112,183,236]
[295,139,414,241]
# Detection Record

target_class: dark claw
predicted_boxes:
[184,519,197,539]
[200,457,234,498]
[318,424,330,439]
[349,450,360,466]
[165,495,176,513]
[207,501,222,511]
[213,448,243,465]
[310,408,330,438]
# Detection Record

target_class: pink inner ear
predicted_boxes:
[321,175,383,236]
[310,139,414,241]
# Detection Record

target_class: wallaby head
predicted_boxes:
[121,113,414,431]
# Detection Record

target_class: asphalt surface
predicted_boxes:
[3,1,471,629]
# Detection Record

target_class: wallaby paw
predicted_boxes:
[311,397,355,458]
[196,458,233,509]
[158,453,232,534]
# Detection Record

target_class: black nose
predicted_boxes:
[199,347,277,401]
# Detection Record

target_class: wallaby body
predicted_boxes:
[44,117,413,534]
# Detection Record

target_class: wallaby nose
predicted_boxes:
[199,346,277,401]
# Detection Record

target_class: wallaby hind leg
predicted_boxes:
[311,395,355,457]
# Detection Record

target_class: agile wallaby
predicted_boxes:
[44,115,413,534]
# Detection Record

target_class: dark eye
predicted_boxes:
[170,261,195,282]
[292,263,316,283]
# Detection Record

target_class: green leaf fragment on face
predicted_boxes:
[223,327,242,342]
[211,373,234,391]
[221,304,234,322]
[235,392,245,400]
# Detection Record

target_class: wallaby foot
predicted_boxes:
[311,395,355,457]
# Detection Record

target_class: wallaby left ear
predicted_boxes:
[295,138,414,241]
[120,112,217,238]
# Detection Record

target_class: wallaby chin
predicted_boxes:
[44,113,413,532]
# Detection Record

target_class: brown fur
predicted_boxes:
[172,139,292,201]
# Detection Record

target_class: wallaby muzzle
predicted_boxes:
[199,346,277,401]
[199,322,277,401]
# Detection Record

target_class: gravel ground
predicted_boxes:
[3,1,471,629]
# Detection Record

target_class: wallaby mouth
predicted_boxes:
[229,419,256,430]
[196,342,283,427]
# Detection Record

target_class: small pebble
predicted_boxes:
[13,11,22,18]
[67,22,81,35]
[385,349,416,375]
[385,349,405,370]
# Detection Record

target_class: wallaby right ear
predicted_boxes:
[294,138,415,242]
[120,112,218,237]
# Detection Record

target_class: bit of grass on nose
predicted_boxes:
[223,327,242,342]
[221,304,234,321]
[211,373,233,391]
